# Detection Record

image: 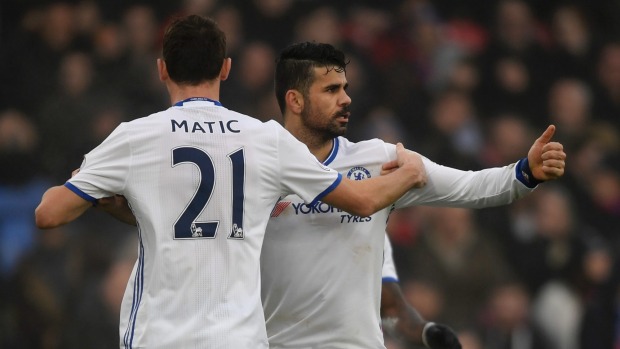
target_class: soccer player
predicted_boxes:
[34,17,427,349]
[259,42,566,348]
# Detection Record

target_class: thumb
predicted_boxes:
[536,125,556,144]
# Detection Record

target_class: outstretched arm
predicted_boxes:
[382,282,461,349]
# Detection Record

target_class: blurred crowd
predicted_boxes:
[1,0,619,348]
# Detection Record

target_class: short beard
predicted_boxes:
[300,103,347,143]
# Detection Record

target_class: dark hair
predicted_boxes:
[162,15,227,85]
[274,42,348,113]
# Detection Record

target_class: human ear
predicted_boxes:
[285,90,304,114]
[157,59,168,82]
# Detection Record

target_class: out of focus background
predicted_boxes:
[1,0,619,348]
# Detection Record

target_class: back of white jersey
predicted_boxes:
[67,99,341,349]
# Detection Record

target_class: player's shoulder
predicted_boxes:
[219,108,284,130]
[339,137,390,149]
[337,137,394,158]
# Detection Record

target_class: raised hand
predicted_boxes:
[527,125,566,181]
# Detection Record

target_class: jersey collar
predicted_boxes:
[323,137,339,166]
[174,97,223,107]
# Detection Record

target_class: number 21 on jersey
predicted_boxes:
[171,146,245,240]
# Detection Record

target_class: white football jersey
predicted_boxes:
[66,99,341,349]
[261,136,536,349]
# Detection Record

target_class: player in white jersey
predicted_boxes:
[34,17,427,349]
[260,42,566,349]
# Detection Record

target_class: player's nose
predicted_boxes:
[340,91,351,106]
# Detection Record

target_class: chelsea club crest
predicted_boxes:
[347,166,371,181]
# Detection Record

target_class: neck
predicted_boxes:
[284,115,334,163]
[167,80,220,106]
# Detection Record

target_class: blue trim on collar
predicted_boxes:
[323,138,339,166]
[173,97,223,107]
[382,277,399,284]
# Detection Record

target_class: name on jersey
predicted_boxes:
[171,119,240,133]
[286,202,372,223]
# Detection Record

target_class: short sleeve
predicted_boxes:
[272,123,341,205]
[66,123,131,199]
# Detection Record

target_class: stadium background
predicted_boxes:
[1,0,619,348]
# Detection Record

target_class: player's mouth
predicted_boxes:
[335,111,350,122]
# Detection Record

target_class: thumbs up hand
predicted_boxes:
[527,125,566,181]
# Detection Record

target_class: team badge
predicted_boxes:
[347,166,371,181]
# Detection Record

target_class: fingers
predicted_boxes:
[382,160,399,170]
[542,165,565,178]
[541,142,565,156]
[537,124,556,144]
[380,168,398,176]
[540,142,566,178]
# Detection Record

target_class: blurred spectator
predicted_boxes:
[354,106,412,147]
[477,0,550,126]
[0,109,49,279]
[399,207,514,330]
[65,235,137,349]
[563,126,620,243]
[477,281,550,349]
[444,56,481,94]
[36,51,120,182]
[401,278,445,323]
[119,5,168,117]
[480,113,534,167]
[387,206,424,271]
[73,0,103,51]
[212,4,245,59]
[577,241,617,349]
[532,280,582,349]
[547,78,594,151]
[593,42,620,128]
[548,4,601,84]
[480,56,545,128]
[7,227,80,349]
[0,2,77,114]
[507,186,589,298]
[238,0,297,49]
[221,41,279,121]
[420,88,483,169]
